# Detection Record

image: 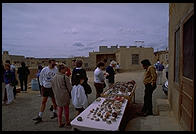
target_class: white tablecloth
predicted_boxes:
[71,97,128,131]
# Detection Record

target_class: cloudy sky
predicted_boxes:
[2,3,169,58]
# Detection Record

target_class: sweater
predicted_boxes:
[39,66,58,88]
[51,72,72,107]
[71,84,88,109]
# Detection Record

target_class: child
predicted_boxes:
[71,73,88,116]
[51,64,72,128]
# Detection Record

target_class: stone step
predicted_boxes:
[155,98,169,115]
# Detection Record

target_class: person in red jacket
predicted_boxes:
[66,67,71,77]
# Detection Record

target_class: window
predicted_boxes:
[183,15,194,80]
[174,28,180,83]
[132,54,139,64]
[165,54,168,60]
[84,63,88,67]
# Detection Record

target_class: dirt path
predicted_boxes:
[2,71,167,131]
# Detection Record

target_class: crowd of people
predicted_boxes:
[2,58,168,128]
[2,60,30,105]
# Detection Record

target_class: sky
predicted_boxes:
[2,3,169,58]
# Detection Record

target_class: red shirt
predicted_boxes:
[66,68,71,77]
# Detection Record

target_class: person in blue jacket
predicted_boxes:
[3,63,15,105]
[106,60,117,88]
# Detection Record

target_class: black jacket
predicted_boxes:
[17,66,30,79]
[106,66,115,83]
[71,68,91,94]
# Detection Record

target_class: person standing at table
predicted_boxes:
[138,59,157,116]
[52,64,72,127]
[71,73,88,116]
[94,62,106,98]
[71,59,92,96]
[106,60,116,88]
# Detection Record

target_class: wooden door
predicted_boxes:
[180,13,194,131]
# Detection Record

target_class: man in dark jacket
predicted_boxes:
[106,60,116,88]
[17,62,30,92]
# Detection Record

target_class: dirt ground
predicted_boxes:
[2,70,167,131]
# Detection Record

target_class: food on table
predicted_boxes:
[77,117,83,121]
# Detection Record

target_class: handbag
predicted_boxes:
[64,75,71,99]
[82,82,92,94]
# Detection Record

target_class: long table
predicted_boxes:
[71,97,128,131]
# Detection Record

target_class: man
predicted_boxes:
[94,62,106,98]
[106,60,116,88]
[33,59,58,124]
[155,60,164,85]
[139,59,157,116]
[17,62,30,93]
[6,60,17,98]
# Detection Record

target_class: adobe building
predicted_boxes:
[89,45,155,72]
[154,49,169,66]
[168,3,194,131]
[2,51,26,68]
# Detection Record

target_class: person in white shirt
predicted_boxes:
[33,59,58,124]
[71,73,88,116]
[116,63,120,73]
[94,62,106,98]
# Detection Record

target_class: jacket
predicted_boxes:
[106,65,115,83]
[143,65,157,85]
[51,72,72,107]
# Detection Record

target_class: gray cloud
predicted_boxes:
[72,42,85,47]
[2,3,169,57]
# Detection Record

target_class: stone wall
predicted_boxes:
[168,3,194,130]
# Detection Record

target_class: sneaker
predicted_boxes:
[50,112,57,119]
[65,122,72,128]
[59,123,65,128]
[33,116,42,121]
[33,116,42,124]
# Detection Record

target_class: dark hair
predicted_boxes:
[73,73,85,86]
[38,65,43,70]
[76,60,83,67]
[97,62,105,68]
[72,59,76,62]
[5,60,11,64]
[21,62,26,67]
[57,64,67,72]
[49,59,55,63]
[141,59,151,66]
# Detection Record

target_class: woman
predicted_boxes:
[71,59,92,96]
[51,64,72,127]
[4,63,15,105]
[94,62,106,98]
